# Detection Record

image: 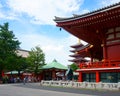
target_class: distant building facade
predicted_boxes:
[16,49,29,58]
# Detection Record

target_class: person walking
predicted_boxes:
[65,65,73,81]
[23,76,27,85]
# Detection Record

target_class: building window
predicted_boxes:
[115,27,120,32]
[107,28,114,34]
[100,72,119,83]
[118,72,120,82]
[106,27,120,45]
[83,73,96,82]
[107,34,114,40]
[116,33,120,38]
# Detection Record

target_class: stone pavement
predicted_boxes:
[0,83,120,96]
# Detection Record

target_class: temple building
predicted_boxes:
[40,59,67,80]
[54,2,120,83]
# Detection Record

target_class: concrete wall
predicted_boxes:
[41,80,120,91]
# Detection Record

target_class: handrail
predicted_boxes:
[79,60,120,69]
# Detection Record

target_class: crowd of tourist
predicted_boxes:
[1,75,40,84]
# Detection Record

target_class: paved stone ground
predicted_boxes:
[0,83,120,96]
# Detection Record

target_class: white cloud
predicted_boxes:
[0,3,6,18]
[1,0,120,24]
[98,0,120,7]
[18,32,78,66]
[0,10,18,20]
[7,0,84,25]
[0,11,5,18]
[80,9,90,14]
[0,2,2,8]
[0,3,19,20]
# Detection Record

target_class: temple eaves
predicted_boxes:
[54,2,120,22]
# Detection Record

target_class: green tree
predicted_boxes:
[70,63,79,71]
[16,56,29,72]
[7,55,29,76]
[16,56,29,76]
[0,22,20,78]
[27,46,45,76]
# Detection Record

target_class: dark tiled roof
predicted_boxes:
[70,43,83,48]
[54,2,120,22]
[75,44,91,51]
[69,57,88,62]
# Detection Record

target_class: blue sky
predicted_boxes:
[0,0,120,66]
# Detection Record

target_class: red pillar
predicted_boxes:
[96,71,100,83]
[63,71,66,80]
[2,70,4,77]
[78,72,82,82]
[102,40,107,61]
[52,69,56,80]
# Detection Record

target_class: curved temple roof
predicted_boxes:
[41,59,67,70]
[54,2,120,49]
[54,2,120,22]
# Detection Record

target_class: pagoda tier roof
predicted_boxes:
[70,43,83,48]
[75,44,91,51]
[70,50,76,53]
[54,2,120,46]
[54,2,120,22]
[69,52,90,58]
[69,44,91,57]
[70,44,91,52]
[69,58,88,62]
[40,59,67,70]
[69,54,81,57]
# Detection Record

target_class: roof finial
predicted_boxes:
[73,14,78,17]
[53,59,57,62]
[78,39,81,44]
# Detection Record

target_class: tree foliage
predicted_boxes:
[0,22,20,78]
[27,46,45,75]
[70,63,79,71]
[6,55,28,73]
